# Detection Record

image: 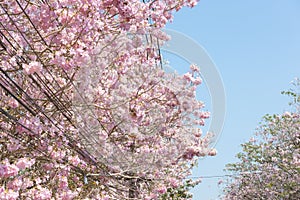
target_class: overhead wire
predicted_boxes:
[0,2,101,166]
[0,0,135,173]
[0,1,186,198]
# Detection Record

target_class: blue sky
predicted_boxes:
[165,0,300,199]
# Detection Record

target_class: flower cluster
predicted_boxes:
[0,0,216,199]
[222,111,300,199]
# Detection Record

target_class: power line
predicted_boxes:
[0,0,167,173]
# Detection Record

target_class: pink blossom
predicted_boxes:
[187,0,198,7]
[190,64,200,72]
[68,155,81,166]
[22,61,43,74]
[156,186,167,194]
[35,186,52,200]
[194,129,203,137]
[208,149,217,156]
[183,72,193,82]
[21,178,34,190]
[42,163,53,171]
[193,77,202,85]
[16,158,35,170]
[7,139,21,152]
[1,189,19,200]
[56,190,78,200]
[183,147,200,160]
[0,164,7,178]
[8,99,19,108]
[200,111,210,119]
[7,164,19,177]
[0,163,19,178]
[59,176,69,190]
[169,178,179,188]
[7,178,22,191]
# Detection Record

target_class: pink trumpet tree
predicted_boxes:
[222,85,300,200]
[0,0,215,199]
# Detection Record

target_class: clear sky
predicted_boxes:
[165,0,300,199]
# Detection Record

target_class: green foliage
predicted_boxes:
[159,179,200,200]
[281,78,300,109]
